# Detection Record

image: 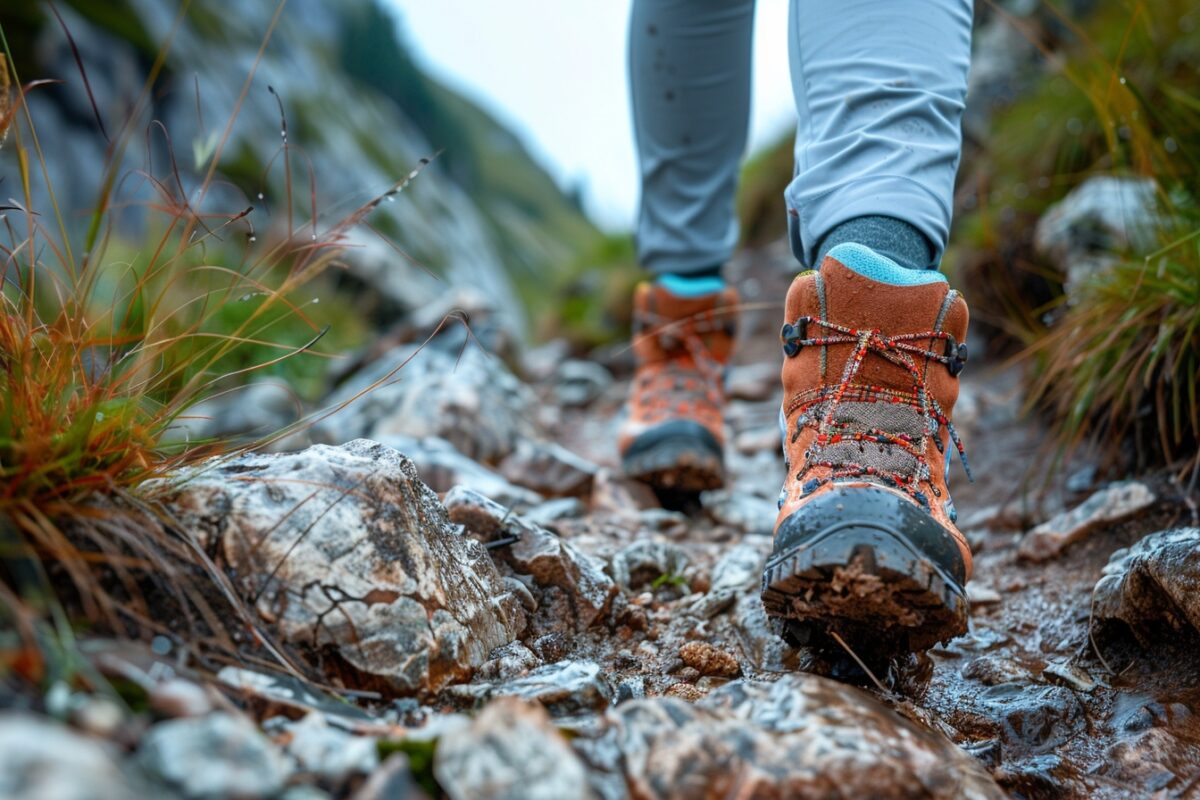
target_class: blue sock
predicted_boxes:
[655,268,725,297]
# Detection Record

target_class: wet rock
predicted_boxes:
[445,488,617,634]
[164,440,524,695]
[688,541,766,619]
[436,698,591,800]
[0,712,136,800]
[1018,480,1156,562]
[605,675,1005,798]
[453,660,613,718]
[1042,660,1097,692]
[700,489,776,535]
[278,713,378,785]
[376,434,542,508]
[609,539,689,592]
[475,641,542,682]
[726,363,778,402]
[150,679,214,718]
[961,654,1036,686]
[522,497,587,529]
[732,592,801,673]
[678,641,741,678]
[498,439,599,498]
[1091,527,1200,644]
[591,469,661,515]
[553,359,614,407]
[216,667,376,727]
[1034,176,1160,301]
[320,344,536,463]
[140,712,292,799]
[976,684,1084,753]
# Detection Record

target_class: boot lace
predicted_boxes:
[781,316,972,507]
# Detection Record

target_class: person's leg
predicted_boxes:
[620,0,753,491]
[785,0,974,270]
[629,0,755,279]
[763,0,976,662]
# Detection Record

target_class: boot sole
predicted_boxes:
[621,420,724,492]
[761,488,968,655]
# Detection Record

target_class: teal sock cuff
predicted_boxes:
[656,273,726,297]
[827,243,947,286]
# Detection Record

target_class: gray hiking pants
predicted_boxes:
[629,0,974,273]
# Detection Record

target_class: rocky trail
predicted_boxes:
[6,242,1200,800]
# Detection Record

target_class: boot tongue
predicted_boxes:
[817,245,963,392]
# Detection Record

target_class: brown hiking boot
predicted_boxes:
[618,281,739,491]
[760,243,974,655]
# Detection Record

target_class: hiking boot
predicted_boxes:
[761,243,974,655]
[618,281,739,491]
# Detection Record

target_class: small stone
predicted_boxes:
[523,497,587,529]
[734,426,782,455]
[1091,527,1200,645]
[475,641,542,682]
[700,489,777,536]
[279,713,378,785]
[968,583,1003,606]
[679,641,741,678]
[591,469,660,514]
[553,359,614,407]
[664,682,706,702]
[70,696,126,738]
[150,679,213,718]
[446,488,617,634]
[139,712,292,799]
[1018,480,1156,562]
[436,698,591,800]
[454,660,613,718]
[1043,660,1097,692]
[726,363,778,401]
[688,540,767,619]
[961,655,1035,687]
[498,439,598,497]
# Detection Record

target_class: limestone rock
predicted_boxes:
[376,434,543,508]
[1091,527,1200,645]
[139,712,292,799]
[498,439,599,498]
[701,490,777,536]
[164,440,523,695]
[553,359,614,407]
[0,713,136,800]
[435,698,593,800]
[320,344,536,463]
[445,488,617,634]
[1018,480,1155,562]
[277,713,378,785]
[452,660,614,718]
[602,675,1005,799]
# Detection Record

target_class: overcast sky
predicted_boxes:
[387,1,797,231]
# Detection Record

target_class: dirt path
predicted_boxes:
[545,241,1200,798]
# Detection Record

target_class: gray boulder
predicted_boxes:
[1092,527,1200,645]
[594,675,1005,799]
[163,439,524,694]
[319,344,536,464]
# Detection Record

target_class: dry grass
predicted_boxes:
[0,7,428,684]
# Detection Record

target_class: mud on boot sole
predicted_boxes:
[761,487,969,656]
[621,420,724,492]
